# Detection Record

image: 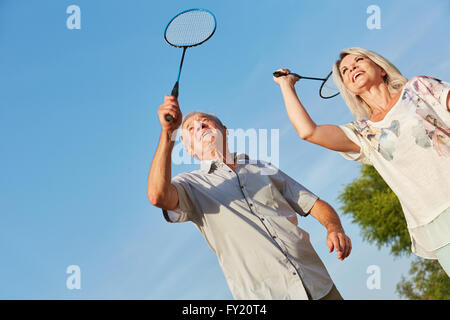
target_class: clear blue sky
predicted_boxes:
[0,0,449,299]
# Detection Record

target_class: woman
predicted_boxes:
[274,47,450,275]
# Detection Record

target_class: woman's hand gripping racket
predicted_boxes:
[163,8,217,122]
[273,69,340,99]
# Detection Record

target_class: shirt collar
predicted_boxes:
[200,153,250,173]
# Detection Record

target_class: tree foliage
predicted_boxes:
[397,258,450,300]
[338,164,450,299]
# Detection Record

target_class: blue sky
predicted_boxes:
[0,0,449,299]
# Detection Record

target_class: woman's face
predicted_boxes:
[339,54,387,95]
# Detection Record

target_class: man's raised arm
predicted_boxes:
[147,95,182,210]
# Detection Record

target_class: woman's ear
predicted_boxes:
[376,65,388,83]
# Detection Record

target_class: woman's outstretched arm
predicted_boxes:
[274,69,360,153]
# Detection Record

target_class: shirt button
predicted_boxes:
[261,218,265,221]
[272,236,277,239]
[293,272,297,276]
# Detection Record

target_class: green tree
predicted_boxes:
[397,259,450,300]
[338,164,450,299]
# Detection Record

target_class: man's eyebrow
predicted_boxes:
[183,115,208,129]
[192,115,210,123]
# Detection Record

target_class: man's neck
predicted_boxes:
[201,149,236,171]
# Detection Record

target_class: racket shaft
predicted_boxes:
[301,76,326,81]
[171,81,179,98]
[176,47,187,82]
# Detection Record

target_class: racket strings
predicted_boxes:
[165,10,216,47]
[320,75,340,98]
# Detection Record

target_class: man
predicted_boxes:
[147,95,352,300]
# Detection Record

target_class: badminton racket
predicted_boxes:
[273,70,340,99]
[163,8,217,122]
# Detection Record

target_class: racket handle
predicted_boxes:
[273,71,301,78]
[165,82,180,122]
[171,81,179,98]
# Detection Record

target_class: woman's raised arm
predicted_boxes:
[274,69,360,153]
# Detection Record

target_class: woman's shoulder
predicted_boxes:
[402,75,448,104]
[405,75,446,93]
[408,75,444,82]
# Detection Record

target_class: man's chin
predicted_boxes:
[199,146,224,159]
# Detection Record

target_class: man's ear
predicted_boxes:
[180,135,195,158]
[185,142,195,158]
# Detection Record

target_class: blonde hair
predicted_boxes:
[332,47,408,120]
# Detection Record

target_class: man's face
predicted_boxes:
[181,113,226,160]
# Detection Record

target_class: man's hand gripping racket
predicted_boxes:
[158,95,182,133]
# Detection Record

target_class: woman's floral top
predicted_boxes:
[339,76,450,258]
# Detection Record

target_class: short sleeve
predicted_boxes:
[284,175,318,216]
[162,174,201,223]
[410,76,450,114]
[338,123,372,165]
[263,162,318,216]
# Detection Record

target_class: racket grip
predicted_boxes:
[171,81,179,98]
[273,71,301,78]
[165,82,180,122]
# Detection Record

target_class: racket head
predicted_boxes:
[164,8,217,48]
[319,71,340,99]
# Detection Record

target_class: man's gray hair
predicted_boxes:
[181,111,225,129]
